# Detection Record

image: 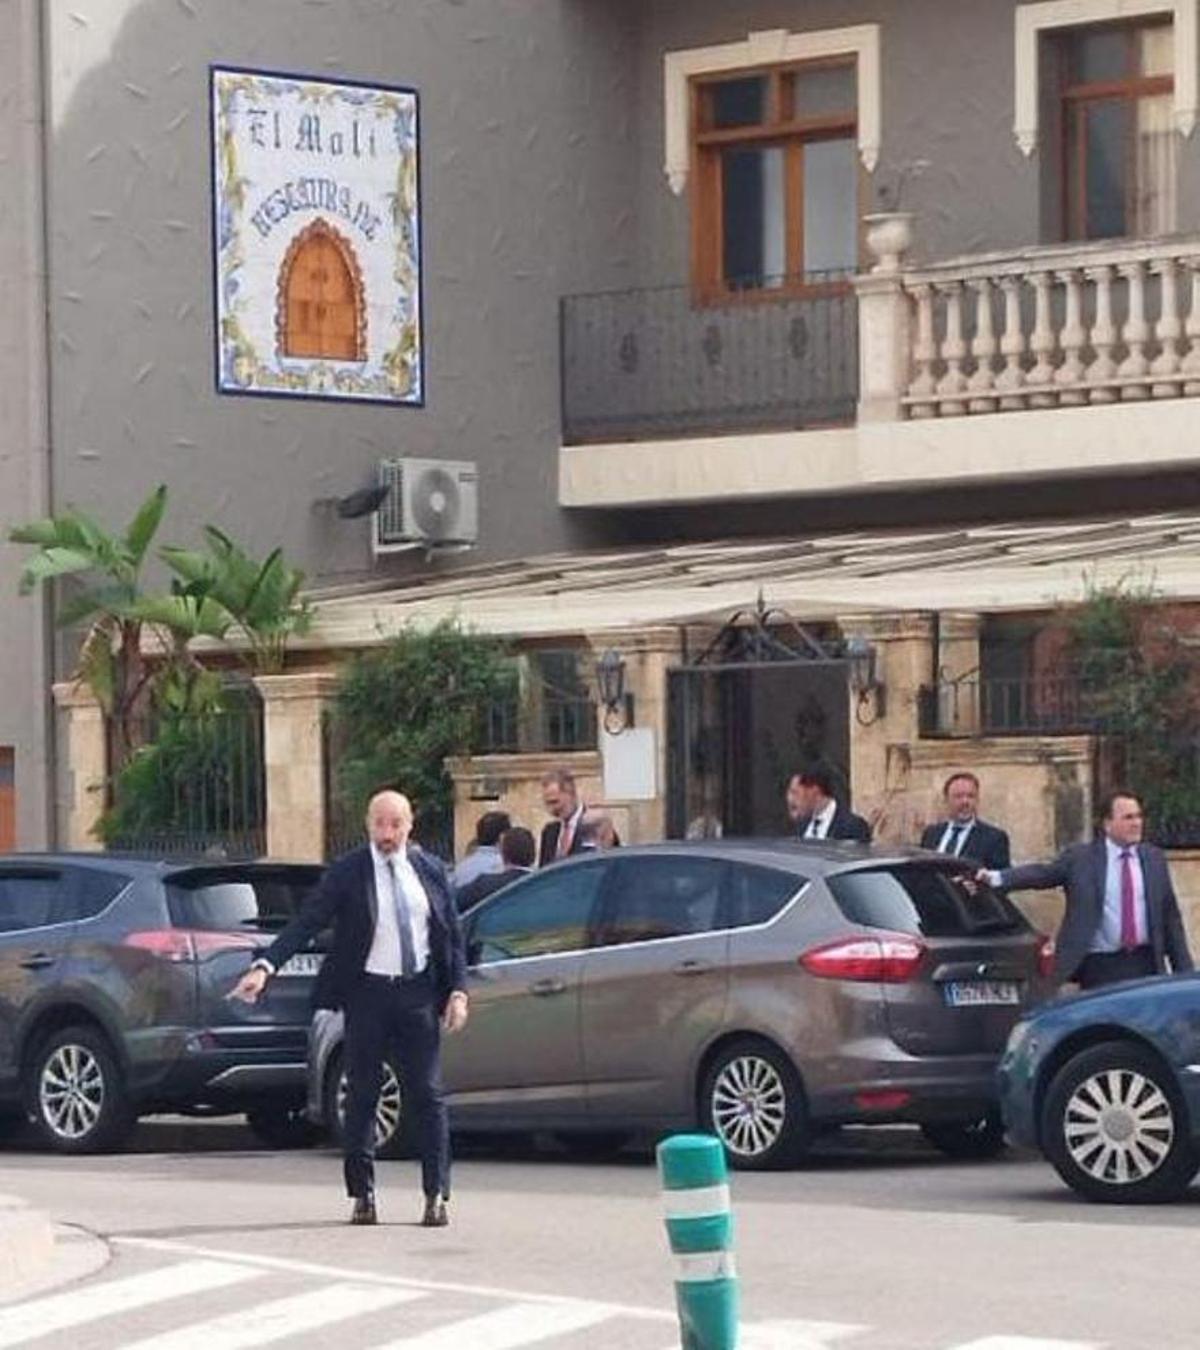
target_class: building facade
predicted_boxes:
[5,0,1200,856]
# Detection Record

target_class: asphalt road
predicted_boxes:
[0,1119,1196,1348]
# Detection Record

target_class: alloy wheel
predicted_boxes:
[710,1053,787,1158]
[336,1062,403,1149]
[39,1042,105,1142]
[1064,1068,1174,1185]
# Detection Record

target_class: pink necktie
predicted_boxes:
[558,817,575,858]
[1119,849,1138,950]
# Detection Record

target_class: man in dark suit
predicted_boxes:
[455,826,535,911]
[538,766,588,867]
[229,790,468,1227]
[982,789,1194,989]
[920,770,1011,869]
[787,762,871,842]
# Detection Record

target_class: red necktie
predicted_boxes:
[558,817,575,858]
[1119,849,1138,950]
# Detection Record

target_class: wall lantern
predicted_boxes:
[596,648,630,735]
[846,635,886,724]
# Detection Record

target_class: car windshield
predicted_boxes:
[827,864,1025,938]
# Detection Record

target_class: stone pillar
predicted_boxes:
[937,611,982,736]
[855,213,914,423]
[51,682,107,851]
[838,612,936,844]
[254,671,339,862]
[585,626,685,844]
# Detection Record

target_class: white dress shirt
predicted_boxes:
[937,818,975,857]
[366,843,432,977]
[1094,837,1147,953]
[805,800,837,840]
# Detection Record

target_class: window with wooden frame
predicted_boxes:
[1054,18,1176,240]
[690,60,860,297]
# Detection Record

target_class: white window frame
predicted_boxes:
[662,24,881,196]
[1014,0,1198,155]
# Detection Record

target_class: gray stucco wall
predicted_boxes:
[0,0,53,849]
[45,0,639,607]
[631,0,1200,285]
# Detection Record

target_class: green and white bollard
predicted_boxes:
[657,1133,738,1350]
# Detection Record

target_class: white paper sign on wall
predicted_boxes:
[601,727,658,802]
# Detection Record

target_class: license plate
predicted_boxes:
[278,952,324,978]
[944,979,1020,1007]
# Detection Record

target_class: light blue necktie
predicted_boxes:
[385,857,418,978]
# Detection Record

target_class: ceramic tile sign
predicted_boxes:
[211,66,423,404]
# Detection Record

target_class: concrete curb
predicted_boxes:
[0,1194,56,1301]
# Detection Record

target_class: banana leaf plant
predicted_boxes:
[9,486,171,765]
[160,527,312,674]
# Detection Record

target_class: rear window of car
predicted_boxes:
[0,865,131,930]
[827,865,1025,937]
[167,868,321,933]
[724,864,803,929]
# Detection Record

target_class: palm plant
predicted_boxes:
[160,527,312,674]
[9,486,171,763]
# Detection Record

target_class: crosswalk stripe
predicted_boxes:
[117,1282,426,1349]
[367,1299,615,1348]
[0,1259,261,1347]
[949,1339,1103,1349]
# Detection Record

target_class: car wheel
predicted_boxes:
[921,1110,1007,1161]
[26,1025,134,1154]
[245,1105,319,1149]
[327,1052,410,1160]
[701,1038,809,1170]
[1042,1040,1200,1204]
[553,1130,630,1160]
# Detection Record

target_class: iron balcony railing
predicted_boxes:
[918,673,1104,738]
[561,275,858,443]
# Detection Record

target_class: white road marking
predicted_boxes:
[118,1282,425,1349]
[116,1235,678,1322]
[950,1339,1104,1349]
[0,1259,261,1347]
[367,1300,615,1348]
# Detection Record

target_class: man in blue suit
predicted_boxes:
[230,790,468,1227]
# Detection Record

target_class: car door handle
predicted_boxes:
[528,977,567,997]
[19,954,55,971]
[672,959,712,977]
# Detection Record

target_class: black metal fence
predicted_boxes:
[561,276,858,443]
[104,695,266,859]
[919,673,1103,738]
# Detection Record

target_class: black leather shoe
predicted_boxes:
[350,1194,377,1226]
[421,1196,448,1228]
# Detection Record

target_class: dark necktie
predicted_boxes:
[1119,849,1138,950]
[946,825,964,856]
[385,857,418,977]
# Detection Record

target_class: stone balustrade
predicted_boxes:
[901,236,1200,418]
[854,220,1200,422]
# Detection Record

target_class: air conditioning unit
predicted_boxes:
[373,457,479,555]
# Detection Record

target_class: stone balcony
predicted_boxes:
[560,220,1200,510]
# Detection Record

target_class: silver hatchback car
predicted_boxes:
[308,841,1053,1168]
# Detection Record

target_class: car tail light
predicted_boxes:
[1036,933,1055,980]
[123,930,259,963]
[799,934,925,983]
[855,1089,913,1111]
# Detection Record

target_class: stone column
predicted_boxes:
[855,268,912,423]
[937,612,982,736]
[838,612,936,845]
[584,626,685,845]
[253,671,340,862]
[51,682,107,851]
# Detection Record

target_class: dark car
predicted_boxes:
[999,973,1200,1203]
[0,853,325,1153]
[309,840,1053,1167]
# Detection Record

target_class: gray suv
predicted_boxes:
[0,854,325,1153]
[309,841,1053,1167]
